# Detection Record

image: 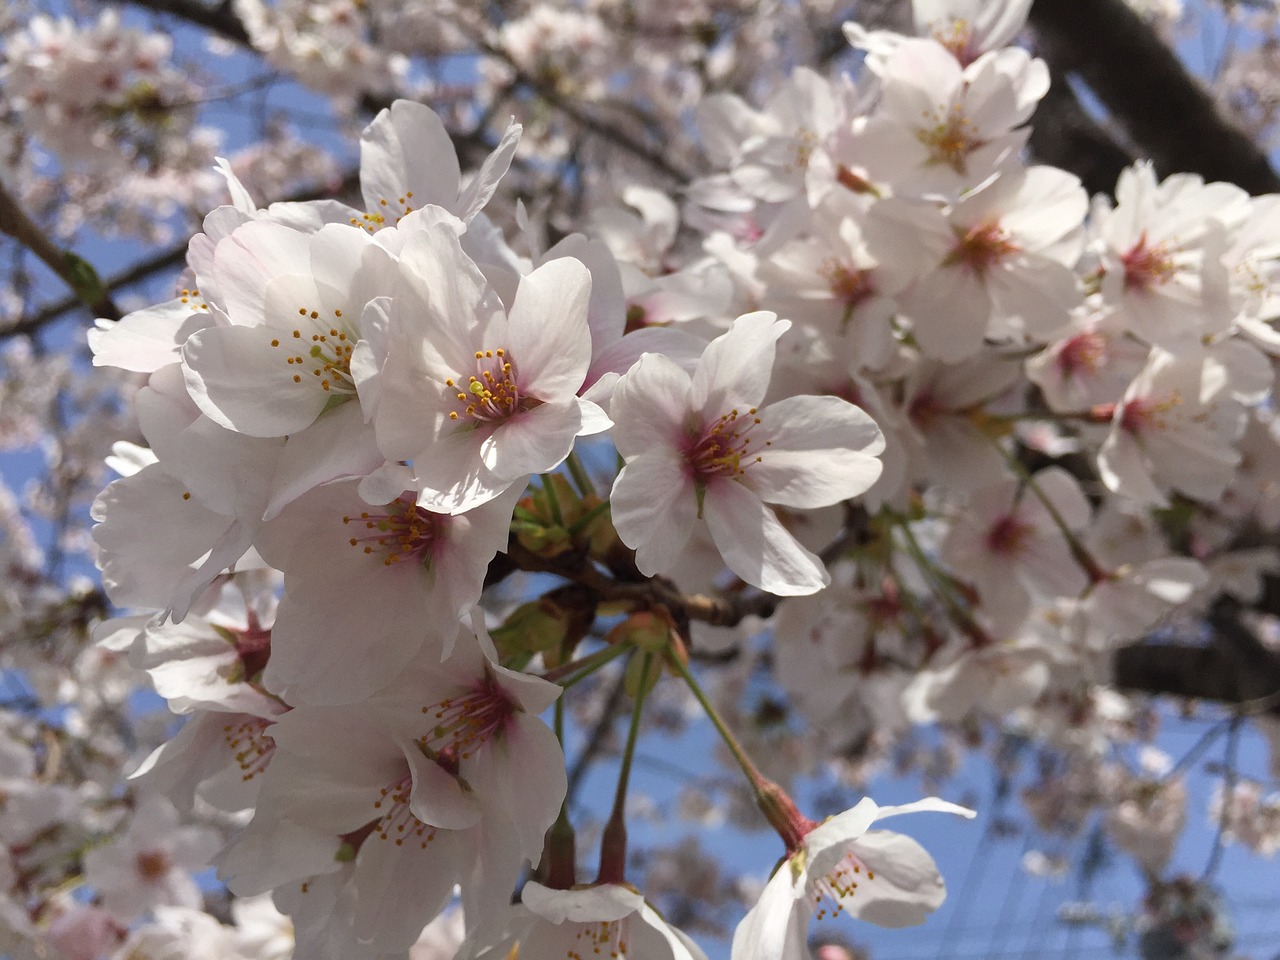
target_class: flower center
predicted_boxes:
[685,408,769,483]
[135,850,171,883]
[1120,232,1177,293]
[931,17,975,64]
[567,919,629,959]
[823,261,877,316]
[223,715,275,783]
[343,495,447,567]
[1119,392,1183,435]
[917,106,985,174]
[446,348,537,424]
[372,772,437,850]
[418,674,517,765]
[349,189,416,233]
[792,127,819,170]
[984,513,1035,556]
[811,852,876,920]
[945,222,1018,277]
[1056,330,1108,379]
[270,307,357,396]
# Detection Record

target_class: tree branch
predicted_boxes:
[1028,66,1136,197]
[0,180,121,325]
[119,0,251,47]
[1028,0,1280,194]
[1113,597,1280,718]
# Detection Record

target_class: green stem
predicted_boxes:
[565,450,597,498]
[541,475,564,527]
[992,438,1110,584]
[670,655,756,783]
[671,654,811,851]
[566,499,610,538]
[895,515,990,646]
[543,641,631,689]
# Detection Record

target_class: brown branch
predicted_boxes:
[0,180,121,324]
[1028,66,1136,197]
[1029,0,1280,194]
[118,0,251,47]
[4,166,362,340]
[1113,597,1280,718]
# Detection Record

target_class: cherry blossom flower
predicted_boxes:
[1094,162,1251,348]
[942,467,1092,633]
[1096,346,1250,507]
[373,223,609,513]
[609,312,884,595]
[468,881,708,960]
[254,480,520,704]
[732,798,974,960]
[82,795,222,922]
[848,40,1047,197]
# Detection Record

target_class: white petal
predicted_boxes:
[703,481,828,595]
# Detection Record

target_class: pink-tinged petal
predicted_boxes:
[263,403,383,520]
[182,323,329,437]
[308,222,386,308]
[576,398,612,435]
[691,312,789,415]
[394,224,500,371]
[1098,429,1167,507]
[138,401,281,518]
[703,481,828,595]
[542,233,627,354]
[258,729,407,832]
[584,326,707,400]
[610,353,693,460]
[481,400,584,480]
[169,518,259,623]
[411,426,511,515]
[636,902,713,960]
[488,656,563,717]
[360,100,461,215]
[455,119,522,223]
[610,453,698,576]
[748,395,885,508]
[901,267,992,363]
[882,39,964,118]
[871,797,976,821]
[215,818,343,897]
[358,460,415,505]
[425,487,524,634]
[403,736,481,830]
[1019,466,1090,532]
[350,297,392,420]
[504,257,593,399]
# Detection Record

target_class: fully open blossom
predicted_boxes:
[254,481,520,704]
[373,223,609,513]
[610,312,884,595]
